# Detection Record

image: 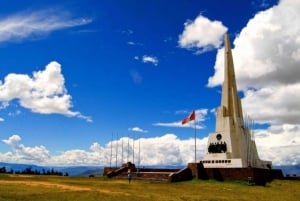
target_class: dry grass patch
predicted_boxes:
[1,180,90,191]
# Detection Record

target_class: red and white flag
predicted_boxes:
[181,110,196,125]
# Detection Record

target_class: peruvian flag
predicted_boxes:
[181,110,196,125]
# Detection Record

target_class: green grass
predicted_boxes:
[0,174,299,201]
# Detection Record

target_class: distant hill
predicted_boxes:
[53,166,103,176]
[75,168,104,177]
[274,164,300,176]
[0,162,103,176]
[0,162,46,173]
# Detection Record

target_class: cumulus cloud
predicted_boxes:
[2,135,50,163]
[0,117,4,122]
[0,134,208,166]
[207,0,300,126]
[153,109,208,129]
[178,15,228,53]
[255,124,300,166]
[176,0,300,166]
[1,130,299,166]
[138,134,208,166]
[142,55,159,66]
[153,121,204,130]
[0,61,91,121]
[51,149,100,166]
[0,9,92,43]
[128,126,148,133]
[203,0,300,166]
[134,55,159,66]
[0,135,104,166]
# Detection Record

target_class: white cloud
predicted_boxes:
[153,109,208,129]
[242,85,300,124]
[207,0,300,126]
[2,135,50,163]
[134,55,159,66]
[51,149,101,166]
[1,130,299,166]
[178,15,228,53]
[142,55,159,66]
[0,134,208,166]
[90,142,102,153]
[0,61,91,121]
[0,9,92,43]
[255,124,300,166]
[128,126,148,133]
[154,121,187,128]
[0,117,4,122]
[138,134,207,166]
[153,121,204,130]
[205,0,300,166]
[0,135,103,166]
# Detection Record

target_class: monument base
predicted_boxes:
[201,155,272,169]
[188,162,282,186]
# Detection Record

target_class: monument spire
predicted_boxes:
[217,33,243,132]
[202,33,271,169]
[222,33,238,116]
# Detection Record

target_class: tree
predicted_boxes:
[0,167,6,174]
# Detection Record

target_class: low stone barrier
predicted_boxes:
[168,167,193,182]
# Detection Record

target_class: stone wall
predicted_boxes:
[168,167,193,182]
[103,162,282,185]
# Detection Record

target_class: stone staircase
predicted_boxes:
[116,170,174,182]
[103,162,190,182]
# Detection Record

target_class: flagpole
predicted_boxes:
[138,134,141,169]
[127,134,129,162]
[194,110,197,163]
[110,132,113,168]
[121,136,124,165]
[116,133,118,168]
[132,137,135,164]
[181,110,197,163]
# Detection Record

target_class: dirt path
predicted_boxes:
[1,180,90,191]
[1,180,130,195]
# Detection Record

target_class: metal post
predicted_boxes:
[194,117,197,163]
[116,133,118,168]
[110,132,113,168]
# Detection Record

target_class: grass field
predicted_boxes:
[0,174,299,201]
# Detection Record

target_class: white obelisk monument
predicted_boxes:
[202,33,271,169]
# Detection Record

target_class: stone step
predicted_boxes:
[115,171,175,181]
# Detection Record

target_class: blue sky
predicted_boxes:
[1,0,299,167]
